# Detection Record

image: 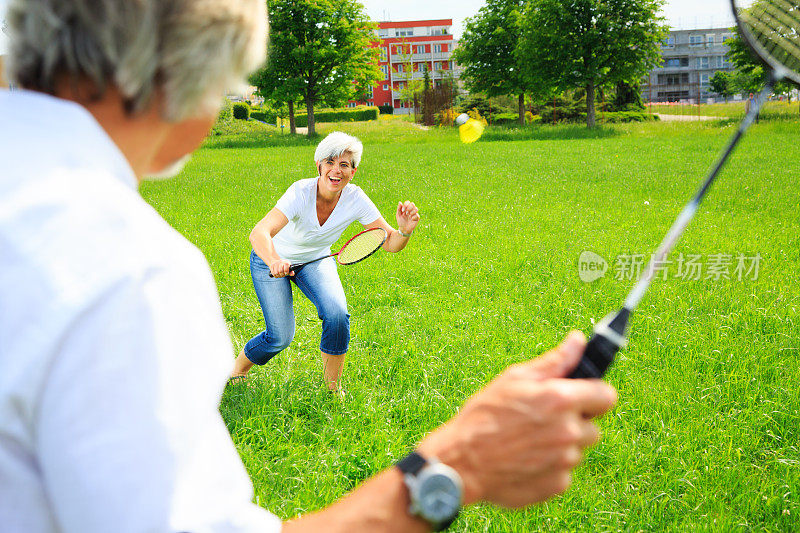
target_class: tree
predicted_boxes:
[516,0,668,128]
[249,0,381,136]
[452,0,530,125]
[709,70,734,102]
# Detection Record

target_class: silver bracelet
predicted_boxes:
[397,228,413,238]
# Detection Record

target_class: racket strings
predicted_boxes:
[337,229,386,265]
[739,0,800,73]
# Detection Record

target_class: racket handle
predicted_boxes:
[268,264,303,278]
[568,308,631,379]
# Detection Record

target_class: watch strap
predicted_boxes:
[396,450,427,475]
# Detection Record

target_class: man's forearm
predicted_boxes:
[282,468,430,533]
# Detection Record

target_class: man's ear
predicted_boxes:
[317,163,322,176]
[148,116,215,175]
[352,167,358,177]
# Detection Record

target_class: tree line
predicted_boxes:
[249,0,786,135]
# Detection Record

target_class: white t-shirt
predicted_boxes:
[272,177,381,263]
[0,90,281,532]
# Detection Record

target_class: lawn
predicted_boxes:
[141,117,800,531]
[646,99,800,120]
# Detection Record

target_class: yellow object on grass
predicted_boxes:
[455,113,485,144]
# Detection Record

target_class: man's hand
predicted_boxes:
[418,331,617,508]
[269,259,294,278]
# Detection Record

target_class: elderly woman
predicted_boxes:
[231,131,420,392]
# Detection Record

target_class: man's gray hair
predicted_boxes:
[314,132,364,168]
[5,0,267,121]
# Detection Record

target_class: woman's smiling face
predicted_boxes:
[317,153,357,195]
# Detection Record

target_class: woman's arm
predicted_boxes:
[250,208,293,277]
[365,201,420,253]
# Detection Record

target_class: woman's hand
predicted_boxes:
[269,259,294,278]
[395,200,420,235]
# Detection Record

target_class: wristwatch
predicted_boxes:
[397,451,463,531]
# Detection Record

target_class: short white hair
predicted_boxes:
[6,0,267,121]
[314,132,364,168]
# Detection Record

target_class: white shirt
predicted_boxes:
[272,178,381,263]
[0,90,281,532]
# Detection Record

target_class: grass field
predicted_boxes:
[647,99,800,121]
[141,117,800,531]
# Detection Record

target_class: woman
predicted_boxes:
[231,131,420,393]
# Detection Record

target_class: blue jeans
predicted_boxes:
[244,251,350,365]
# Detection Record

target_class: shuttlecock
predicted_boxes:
[455,113,485,144]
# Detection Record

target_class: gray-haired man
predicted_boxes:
[0,1,616,531]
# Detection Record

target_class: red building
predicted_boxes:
[350,19,461,114]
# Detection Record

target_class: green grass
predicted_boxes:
[647,99,800,120]
[141,118,800,531]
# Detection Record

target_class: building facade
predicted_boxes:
[642,28,737,103]
[350,19,462,114]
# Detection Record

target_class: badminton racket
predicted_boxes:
[268,227,387,277]
[569,0,800,379]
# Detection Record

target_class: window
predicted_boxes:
[430,27,449,36]
[383,84,389,91]
[396,64,405,73]
[698,56,710,69]
[380,48,388,61]
[689,35,704,47]
[722,33,733,43]
[433,61,440,70]
[415,45,426,54]
[433,44,442,53]
[378,29,388,37]
[663,57,689,68]
[395,29,413,37]
[380,65,388,78]
[706,34,716,45]
[368,87,374,98]
[662,36,675,48]
[657,73,689,85]
[419,63,428,73]
[700,73,710,86]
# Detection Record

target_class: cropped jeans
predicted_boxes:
[244,251,350,365]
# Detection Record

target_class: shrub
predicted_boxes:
[600,111,658,123]
[466,107,488,127]
[378,104,394,115]
[233,102,250,120]
[250,109,279,124]
[437,108,458,126]
[294,106,379,127]
[492,112,520,126]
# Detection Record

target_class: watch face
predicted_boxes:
[419,473,460,523]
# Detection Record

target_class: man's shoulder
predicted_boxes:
[0,166,204,316]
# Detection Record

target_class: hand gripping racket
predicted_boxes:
[569,0,800,379]
[268,227,387,277]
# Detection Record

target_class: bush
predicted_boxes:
[437,108,458,126]
[600,111,658,123]
[250,109,279,124]
[233,102,250,120]
[378,104,394,115]
[492,113,520,126]
[466,107,488,127]
[294,106,379,127]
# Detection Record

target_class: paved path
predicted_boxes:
[655,113,726,122]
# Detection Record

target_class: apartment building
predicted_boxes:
[350,19,462,114]
[642,28,737,103]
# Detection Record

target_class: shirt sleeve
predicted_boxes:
[35,263,282,533]
[274,181,302,221]
[352,187,382,225]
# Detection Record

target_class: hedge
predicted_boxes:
[294,107,379,127]
[232,102,250,120]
